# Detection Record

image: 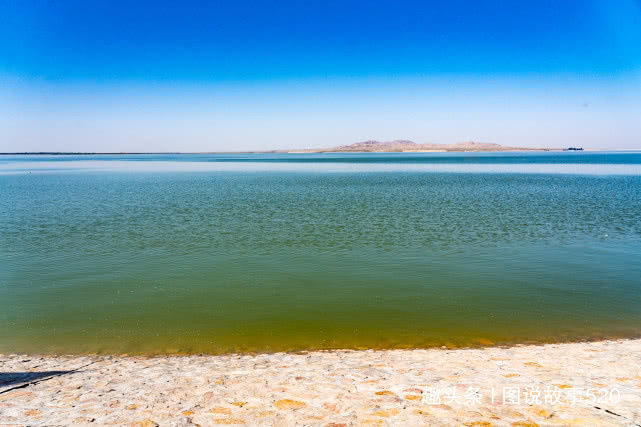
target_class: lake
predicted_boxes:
[1,152,640,354]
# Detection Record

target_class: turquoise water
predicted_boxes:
[1,152,640,354]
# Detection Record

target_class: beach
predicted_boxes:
[1,339,640,426]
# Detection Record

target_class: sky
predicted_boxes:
[1,0,641,152]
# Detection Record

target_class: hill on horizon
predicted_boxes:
[286,140,547,153]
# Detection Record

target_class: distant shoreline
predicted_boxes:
[6,148,641,156]
[0,149,601,155]
[4,149,640,155]
[0,139,566,155]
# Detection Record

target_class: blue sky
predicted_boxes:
[1,0,640,151]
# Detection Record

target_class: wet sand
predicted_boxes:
[1,339,640,426]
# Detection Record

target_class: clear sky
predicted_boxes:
[1,0,640,152]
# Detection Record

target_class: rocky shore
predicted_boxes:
[1,339,640,426]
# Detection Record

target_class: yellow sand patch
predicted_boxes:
[512,421,539,427]
[305,415,325,420]
[126,404,138,410]
[405,394,421,401]
[503,374,519,378]
[475,338,495,346]
[529,407,552,418]
[360,419,383,425]
[182,410,194,416]
[210,406,232,415]
[524,362,542,367]
[212,418,245,425]
[375,390,395,396]
[231,401,247,407]
[372,408,399,417]
[273,399,306,410]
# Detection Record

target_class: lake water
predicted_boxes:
[1,152,640,354]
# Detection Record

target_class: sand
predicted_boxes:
[1,339,640,426]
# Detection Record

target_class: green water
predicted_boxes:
[1,153,640,354]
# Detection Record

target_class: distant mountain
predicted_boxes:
[286,140,548,153]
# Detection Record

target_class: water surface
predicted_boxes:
[1,152,640,354]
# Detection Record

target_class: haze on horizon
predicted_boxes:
[1,0,640,153]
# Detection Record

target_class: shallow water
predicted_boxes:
[1,152,640,354]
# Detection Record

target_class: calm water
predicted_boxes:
[1,152,640,354]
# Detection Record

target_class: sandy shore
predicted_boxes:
[1,339,640,426]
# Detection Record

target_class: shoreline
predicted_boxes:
[2,338,640,425]
[3,332,641,358]
[0,149,608,155]
[2,148,639,156]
